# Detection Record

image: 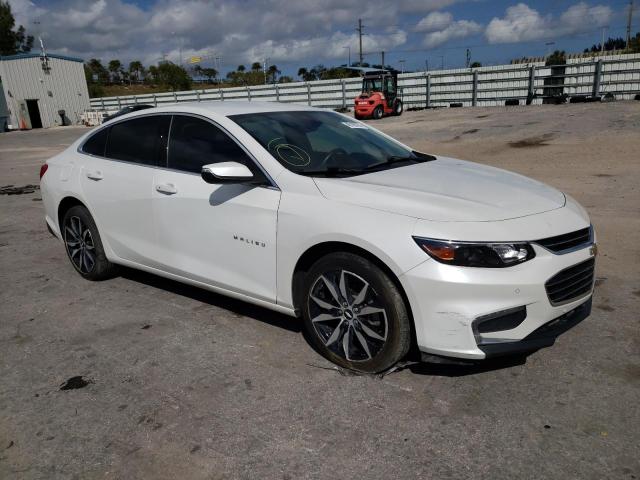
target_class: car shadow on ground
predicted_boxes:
[120,267,532,377]
[406,354,529,377]
[119,267,302,333]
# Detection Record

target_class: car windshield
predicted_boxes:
[229,111,434,177]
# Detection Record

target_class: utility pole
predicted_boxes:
[626,0,634,50]
[601,27,607,53]
[343,46,351,66]
[381,51,385,69]
[466,48,471,68]
[439,55,444,70]
[425,59,429,72]
[263,57,268,85]
[399,59,405,74]
[356,19,364,66]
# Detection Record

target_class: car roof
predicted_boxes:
[130,100,320,118]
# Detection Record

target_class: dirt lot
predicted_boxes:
[1,102,639,480]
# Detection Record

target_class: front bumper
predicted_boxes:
[400,242,596,360]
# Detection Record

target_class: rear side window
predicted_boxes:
[105,115,170,166]
[168,115,253,174]
[82,128,109,156]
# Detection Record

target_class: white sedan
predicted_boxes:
[40,101,596,373]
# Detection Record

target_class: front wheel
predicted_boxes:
[301,252,411,373]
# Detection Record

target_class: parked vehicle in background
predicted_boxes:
[40,101,596,373]
[354,69,403,120]
[104,104,154,121]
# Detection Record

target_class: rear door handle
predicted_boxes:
[86,170,103,181]
[155,183,178,195]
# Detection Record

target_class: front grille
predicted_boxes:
[545,258,595,305]
[536,226,592,253]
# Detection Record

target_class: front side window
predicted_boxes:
[230,111,433,177]
[168,115,254,174]
[105,115,170,166]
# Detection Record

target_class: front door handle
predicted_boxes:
[86,170,103,181]
[155,183,178,195]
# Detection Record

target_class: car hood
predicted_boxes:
[313,157,566,222]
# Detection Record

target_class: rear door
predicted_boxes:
[151,114,280,302]
[79,114,170,265]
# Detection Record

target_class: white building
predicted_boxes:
[0,52,90,131]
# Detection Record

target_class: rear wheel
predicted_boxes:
[301,252,411,373]
[372,105,384,120]
[393,99,403,116]
[62,205,118,280]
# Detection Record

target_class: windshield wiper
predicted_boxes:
[362,155,416,171]
[296,167,364,177]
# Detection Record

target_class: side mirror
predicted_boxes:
[201,162,254,184]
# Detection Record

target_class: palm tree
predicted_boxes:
[237,64,246,72]
[128,60,144,83]
[251,62,261,72]
[108,59,122,84]
[297,67,308,80]
[267,64,280,83]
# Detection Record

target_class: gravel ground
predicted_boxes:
[1,101,639,480]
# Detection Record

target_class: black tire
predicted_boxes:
[301,252,411,373]
[372,105,384,120]
[393,99,403,116]
[62,205,118,280]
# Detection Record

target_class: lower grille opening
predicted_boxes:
[474,306,527,334]
[545,258,595,306]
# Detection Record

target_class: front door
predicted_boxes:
[152,114,280,302]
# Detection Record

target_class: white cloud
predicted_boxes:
[414,11,481,48]
[485,2,613,44]
[414,12,453,32]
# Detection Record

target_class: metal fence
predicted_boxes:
[90,53,640,113]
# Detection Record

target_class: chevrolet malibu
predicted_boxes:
[40,101,596,373]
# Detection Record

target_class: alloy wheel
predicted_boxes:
[308,270,388,362]
[64,216,96,274]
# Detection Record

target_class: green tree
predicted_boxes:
[128,60,144,83]
[108,59,122,83]
[0,0,33,55]
[267,64,280,83]
[86,58,109,84]
[251,61,261,72]
[201,67,218,83]
[153,62,191,90]
[546,50,566,66]
[237,64,246,72]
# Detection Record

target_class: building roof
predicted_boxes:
[0,52,84,63]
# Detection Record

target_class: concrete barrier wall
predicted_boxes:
[90,53,640,111]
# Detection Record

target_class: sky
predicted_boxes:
[8,0,638,76]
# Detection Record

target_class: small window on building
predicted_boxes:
[82,127,109,157]
[168,115,253,174]
[105,116,170,166]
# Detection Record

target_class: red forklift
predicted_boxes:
[353,69,403,120]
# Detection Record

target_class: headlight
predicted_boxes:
[413,237,535,268]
